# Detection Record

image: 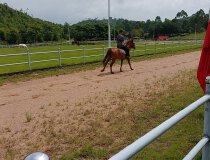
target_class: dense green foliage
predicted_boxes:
[0,2,208,44]
[70,9,208,41]
[0,3,63,44]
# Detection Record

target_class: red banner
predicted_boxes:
[197,21,210,93]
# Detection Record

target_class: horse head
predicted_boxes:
[126,39,135,49]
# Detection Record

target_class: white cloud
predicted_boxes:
[0,0,209,24]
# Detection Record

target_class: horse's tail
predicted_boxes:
[103,48,111,64]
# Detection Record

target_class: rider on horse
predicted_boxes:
[116,30,129,57]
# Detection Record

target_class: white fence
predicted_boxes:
[0,40,203,74]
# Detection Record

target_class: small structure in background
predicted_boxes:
[156,36,169,41]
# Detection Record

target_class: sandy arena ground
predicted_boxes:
[0,51,201,159]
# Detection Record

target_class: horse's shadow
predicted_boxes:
[97,70,129,77]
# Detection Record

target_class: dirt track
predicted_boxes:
[0,51,201,159]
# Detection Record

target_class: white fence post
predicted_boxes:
[27,49,31,70]
[58,48,61,66]
[163,42,165,52]
[190,40,192,49]
[155,41,157,54]
[83,46,86,65]
[132,49,135,57]
[144,43,146,55]
[164,42,166,53]
[103,45,105,57]
[202,76,210,160]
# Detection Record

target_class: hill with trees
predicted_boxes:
[69,9,208,41]
[0,2,208,44]
[0,3,63,44]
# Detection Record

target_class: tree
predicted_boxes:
[131,28,144,38]
[6,30,19,44]
[190,9,206,32]
[0,29,5,41]
[63,22,70,40]
[176,10,188,19]
[155,16,162,23]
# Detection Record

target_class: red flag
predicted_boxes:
[197,21,210,93]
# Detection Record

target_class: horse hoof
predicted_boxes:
[111,72,114,74]
[101,69,104,72]
[120,70,123,72]
[131,68,134,70]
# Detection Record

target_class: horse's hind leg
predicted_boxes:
[101,56,110,72]
[127,58,133,70]
[120,60,123,72]
[110,59,116,74]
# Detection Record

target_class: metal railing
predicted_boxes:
[109,76,210,160]
[0,40,203,74]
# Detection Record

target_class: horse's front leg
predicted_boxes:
[127,58,133,70]
[120,60,123,72]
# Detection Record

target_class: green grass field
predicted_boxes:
[170,32,205,40]
[0,40,203,75]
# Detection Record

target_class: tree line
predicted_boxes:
[0,3,208,44]
[69,9,208,41]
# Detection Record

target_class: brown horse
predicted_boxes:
[101,39,136,74]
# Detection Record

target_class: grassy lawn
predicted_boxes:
[0,40,203,75]
[170,32,205,40]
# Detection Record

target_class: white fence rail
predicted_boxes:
[0,40,203,74]
[109,77,210,160]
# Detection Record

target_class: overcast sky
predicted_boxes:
[0,0,209,25]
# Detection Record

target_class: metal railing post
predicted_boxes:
[202,76,210,160]
[58,48,61,66]
[83,46,86,65]
[27,48,31,70]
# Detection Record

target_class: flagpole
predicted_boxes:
[108,0,111,48]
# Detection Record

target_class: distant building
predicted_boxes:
[157,36,169,41]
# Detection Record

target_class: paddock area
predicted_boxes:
[0,51,202,159]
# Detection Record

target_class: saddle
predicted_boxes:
[119,49,126,55]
